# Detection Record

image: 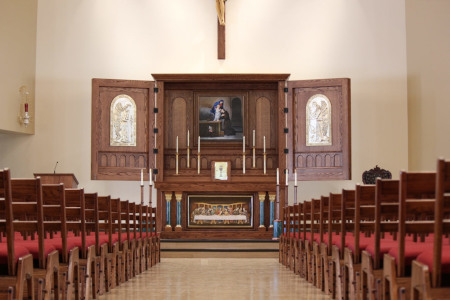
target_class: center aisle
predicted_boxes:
[99,258,330,300]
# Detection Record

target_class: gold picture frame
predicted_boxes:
[211,161,231,181]
[187,194,253,228]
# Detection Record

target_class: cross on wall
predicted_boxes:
[216,0,226,59]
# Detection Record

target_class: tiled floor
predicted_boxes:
[99,258,330,300]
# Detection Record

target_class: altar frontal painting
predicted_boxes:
[188,195,253,228]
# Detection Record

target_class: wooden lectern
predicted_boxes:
[34,173,79,188]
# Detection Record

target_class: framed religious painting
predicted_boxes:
[194,91,248,144]
[187,195,253,228]
[211,161,231,182]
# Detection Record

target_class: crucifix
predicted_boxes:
[216,0,226,59]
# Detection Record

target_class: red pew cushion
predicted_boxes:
[364,240,397,260]
[387,242,433,266]
[46,238,78,254]
[0,243,30,264]
[67,236,96,250]
[416,245,450,274]
[347,236,374,253]
[16,240,56,259]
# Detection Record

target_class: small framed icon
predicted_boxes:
[211,161,231,182]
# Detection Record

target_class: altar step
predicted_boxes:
[160,239,279,258]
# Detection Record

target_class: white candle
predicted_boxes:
[294,170,297,187]
[149,169,153,186]
[198,136,200,152]
[253,130,255,147]
[140,169,143,186]
[263,136,266,153]
[276,168,279,185]
[176,136,178,153]
[187,130,190,147]
[243,136,245,152]
[286,169,289,186]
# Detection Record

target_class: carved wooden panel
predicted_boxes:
[256,97,271,149]
[92,79,154,180]
[288,78,351,180]
[164,90,193,149]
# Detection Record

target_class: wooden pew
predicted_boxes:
[382,171,436,300]
[330,190,355,300]
[318,195,330,293]
[311,198,321,287]
[351,184,376,300]
[360,179,399,300]
[151,207,160,264]
[328,193,343,299]
[41,184,80,300]
[10,177,60,300]
[83,192,103,299]
[293,202,305,278]
[119,200,132,282]
[64,188,96,300]
[97,195,118,293]
[411,158,450,299]
[109,198,122,287]
[0,168,35,300]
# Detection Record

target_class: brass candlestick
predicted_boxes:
[197,153,201,174]
[243,154,246,174]
[176,152,179,175]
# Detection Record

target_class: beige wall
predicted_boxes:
[0,1,37,134]
[406,0,450,171]
[0,0,409,204]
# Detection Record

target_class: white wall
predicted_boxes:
[0,1,37,134]
[0,0,409,204]
[406,0,450,171]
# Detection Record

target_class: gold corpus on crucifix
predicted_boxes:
[216,0,226,59]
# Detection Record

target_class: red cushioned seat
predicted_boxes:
[46,238,78,254]
[67,236,96,250]
[0,243,31,264]
[16,240,56,259]
[86,235,109,246]
[416,245,450,274]
[121,233,130,242]
[364,240,398,260]
[387,242,432,266]
[347,236,374,253]
[111,233,120,244]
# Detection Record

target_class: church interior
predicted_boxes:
[1,1,449,299]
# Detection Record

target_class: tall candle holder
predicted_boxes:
[252,130,256,168]
[243,154,246,174]
[263,152,267,174]
[197,152,201,174]
[187,147,190,168]
[252,146,256,168]
[149,181,153,208]
[140,184,144,205]
[176,152,179,175]
[187,130,190,168]
[294,170,298,205]
[263,136,266,174]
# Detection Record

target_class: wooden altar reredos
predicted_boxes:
[91,74,351,239]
